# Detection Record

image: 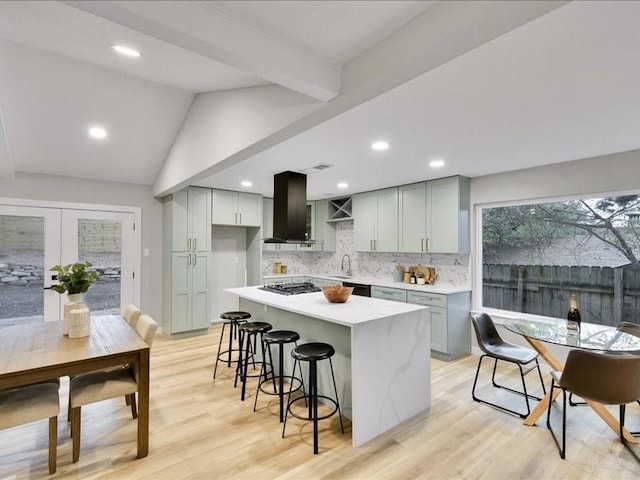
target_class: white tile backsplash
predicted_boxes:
[262,221,470,287]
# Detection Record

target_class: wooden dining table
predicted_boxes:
[0,315,150,457]
[504,318,640,444]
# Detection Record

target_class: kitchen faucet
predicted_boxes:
[341,254,352,277]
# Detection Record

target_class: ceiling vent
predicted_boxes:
[312,163,332,171]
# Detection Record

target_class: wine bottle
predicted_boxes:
[567,294,581,332]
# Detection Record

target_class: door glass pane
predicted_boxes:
[77,219,121,316]
[0,215,45,325]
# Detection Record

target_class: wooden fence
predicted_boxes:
[483,263,640,327]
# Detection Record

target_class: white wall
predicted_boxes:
[0,173,163,324]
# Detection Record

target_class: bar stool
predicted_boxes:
[283,342,344,454]
[236,321,273,401]
[213,311,251,379]
[253,330,305,422]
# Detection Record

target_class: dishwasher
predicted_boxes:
[342,281,371,297]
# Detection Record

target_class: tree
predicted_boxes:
[483,195,640,265]
[535,195,640,265]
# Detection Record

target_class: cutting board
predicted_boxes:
[408,266,437,285]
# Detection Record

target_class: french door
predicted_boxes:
[0,202,137,325]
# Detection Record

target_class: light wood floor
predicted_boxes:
[2,324,640,479]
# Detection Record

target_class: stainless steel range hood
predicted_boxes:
[264,171,316,244]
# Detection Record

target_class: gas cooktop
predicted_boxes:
[259,282,321,295]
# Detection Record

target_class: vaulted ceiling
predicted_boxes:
[1,1,639,199]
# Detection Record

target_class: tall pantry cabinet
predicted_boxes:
[163,187,213,335]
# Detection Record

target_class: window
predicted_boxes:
[480,194,640,326]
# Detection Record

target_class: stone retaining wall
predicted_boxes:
[0,263,121,286]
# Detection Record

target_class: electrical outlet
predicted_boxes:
[263,304,268,312]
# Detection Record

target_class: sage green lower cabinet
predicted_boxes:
[308,277,338,288]
[406,290,471,361]
[170,252,212,334]
[371,286,407,302]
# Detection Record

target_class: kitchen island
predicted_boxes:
[225,286,431,447]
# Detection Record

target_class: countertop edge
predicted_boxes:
[262,273,471,295]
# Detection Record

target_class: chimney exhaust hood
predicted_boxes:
[264,171,317,244]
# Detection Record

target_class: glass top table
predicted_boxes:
[504,318,640,352]
[502,317,640,443]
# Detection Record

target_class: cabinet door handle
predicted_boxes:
[193,254,197,266]
[239,213,242,224]
[193,238,197,251]
[426,238,429,250]
[187,253,191,265]
[187,238,191,251]
[421,238,424,251]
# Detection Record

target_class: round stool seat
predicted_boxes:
[220,311,251,321]
[292,342,335,362]
[264,330,300,344]
[239,322,272,334]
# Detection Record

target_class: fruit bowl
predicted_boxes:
[322,285,354,303]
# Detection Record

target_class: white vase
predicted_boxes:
[68,305,91,338]
[64,293,89,336]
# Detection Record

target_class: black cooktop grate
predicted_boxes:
[259,282,321,295]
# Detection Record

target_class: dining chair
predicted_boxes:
[546,349,640,462]
[0,383,60,474]
[122,304,142,329]
[68,314,158,462]
[471,312,546,418]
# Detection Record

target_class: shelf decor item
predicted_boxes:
[393,264,405,282]
[50,261,98,336]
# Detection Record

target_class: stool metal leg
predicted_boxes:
[282,358,297,438]
[310,360,319,454]
[226,321,235,367]
[212,322,228,379]
[278,342,285,422]
[235,329,244,389]
[240,331,251,401]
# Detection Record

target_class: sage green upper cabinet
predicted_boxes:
[314,200,336,252]
[399,176,470,254]
[353,187,398,252]
[212,189,262,227]
[426,176,470,254]
[398,182,427,253]
[171,187,212,252]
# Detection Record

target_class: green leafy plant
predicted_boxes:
[50,261,99,294]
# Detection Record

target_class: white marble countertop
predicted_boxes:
[225,286,427,327]
[262,273,471,295]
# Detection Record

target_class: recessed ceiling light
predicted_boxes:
[240,180,253,188]
[111,44,141,58]
[88,126,107,139]
[430,159,445,168]
[337,182,348,189]
[371,141,389,151]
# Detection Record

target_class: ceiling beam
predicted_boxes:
[62,0,340,101]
